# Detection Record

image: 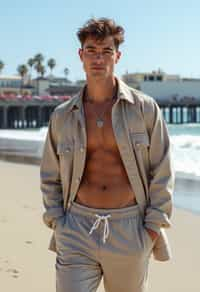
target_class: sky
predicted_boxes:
[0,0,200,82]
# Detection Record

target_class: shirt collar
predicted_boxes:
[69,77,135,112]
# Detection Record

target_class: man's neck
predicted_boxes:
[85,76,117,104]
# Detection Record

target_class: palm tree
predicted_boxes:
[34,62,46,78]
[27,58,35,79]
[17,64,28,94]
[0,60,4,74]
[34,53,44,65]
[34,62,46,95]
[40,64,46,77]
[64,67,69,78]
[34,54,45,95]
[47,58,56,75]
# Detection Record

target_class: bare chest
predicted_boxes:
[75,101,136,208]
[83,102,119,153]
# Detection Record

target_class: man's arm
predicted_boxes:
[144,101,174,238]
[40,111,65,230]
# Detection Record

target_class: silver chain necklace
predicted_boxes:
[86,95,116,128]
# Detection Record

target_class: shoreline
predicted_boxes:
[1,153,200,181]
[0,153,41,165]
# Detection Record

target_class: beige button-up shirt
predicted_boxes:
[40,78,174,261]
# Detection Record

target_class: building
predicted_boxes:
[0,75,32,95]
[122,70,200,102]
[32,76,81,96]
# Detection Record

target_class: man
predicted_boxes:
[40,18,174,292]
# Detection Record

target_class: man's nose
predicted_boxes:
[95,53,104,63]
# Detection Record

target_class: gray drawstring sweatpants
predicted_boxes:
[55,201,155,292]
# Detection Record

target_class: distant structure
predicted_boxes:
[31,76,82,96]
[122,70,200,124]
[0,96,71,129]
[0,75,33,95]
[0,71,200,128]
[0,75,82,129]
[122,69,200,101]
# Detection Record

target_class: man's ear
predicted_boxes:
[115,51,121,64]
[78,48,83,61]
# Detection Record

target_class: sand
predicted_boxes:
[0,160,200,292]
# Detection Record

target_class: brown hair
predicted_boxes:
[77,18,124,50]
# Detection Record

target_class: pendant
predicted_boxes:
[96,119,104,128]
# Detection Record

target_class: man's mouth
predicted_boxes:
[91,66,105,70]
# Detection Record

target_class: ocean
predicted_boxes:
[167,124,200,214]
[0,124,200,214]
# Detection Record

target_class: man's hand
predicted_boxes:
[145,228,159,242]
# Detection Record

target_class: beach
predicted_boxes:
[0,160,200,292]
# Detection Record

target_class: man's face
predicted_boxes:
[79,36,121,80]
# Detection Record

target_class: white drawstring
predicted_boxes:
[89,214,111,243]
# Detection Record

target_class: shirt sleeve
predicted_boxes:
[40,111,65,229]
[144,101,175,235]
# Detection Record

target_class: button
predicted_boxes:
[80,147,84,152]
[64,148,71,153]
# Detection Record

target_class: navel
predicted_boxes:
[101,185,107,191]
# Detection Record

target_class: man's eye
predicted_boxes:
[86,49,95,53]
[104,50,113,55]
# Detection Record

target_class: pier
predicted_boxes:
[160,105,200,124]
[0,99,62,129]
[0,98,200,129]
[158,100,200,124]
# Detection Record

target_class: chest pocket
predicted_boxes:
[56,142,74,202]
[130,132,150,190]
[56,143,74,169]
[56,142,74,182]
[130,132,150,170]
[57,143,73,155]
[130,132,150,149]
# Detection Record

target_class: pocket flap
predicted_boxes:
[57,143,72,154]
[130,132,150,146]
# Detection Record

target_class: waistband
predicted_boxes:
[69,201,140,219]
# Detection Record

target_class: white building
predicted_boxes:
[140,79,200,101]
[0,75,32,95]
[122,71,200,102]
[32,76,79,96]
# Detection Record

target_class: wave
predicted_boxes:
[0,126,200,180]
[170,135,200,179]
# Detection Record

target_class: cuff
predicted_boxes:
[144,222,161,236]
[43,208,65,229]
[144,207,172,229]
[51,219,57,230]
[51,216,64,230]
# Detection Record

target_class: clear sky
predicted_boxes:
[0,0,199,81]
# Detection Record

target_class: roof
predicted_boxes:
[0,75,22,80]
